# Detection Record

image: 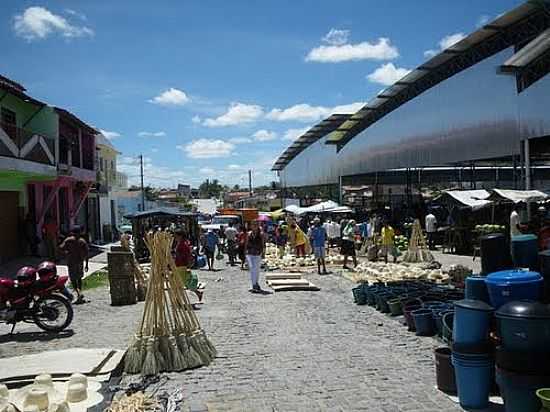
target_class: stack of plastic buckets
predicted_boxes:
[495,301,550,412]
[452,299,495,409]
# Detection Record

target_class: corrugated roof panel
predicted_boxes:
[502,28,550,69]
[396,69,429,84]
[489,2,538,29]
[421,52,455,69]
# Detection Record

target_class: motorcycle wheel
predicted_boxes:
[33,294,74,332]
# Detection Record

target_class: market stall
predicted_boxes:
[124,208,200,260]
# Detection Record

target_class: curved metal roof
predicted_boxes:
[271,113,351,171]
[325,0,550,149]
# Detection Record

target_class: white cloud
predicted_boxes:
[306,36,398,63]
[322,28,350,46]
[439,32,466,50]
[151,147,159,153]
[99,129,121,140]
[477,15,491,27]
[203,102,264,127]
[252,129,277,142]
[367,63,411,86]
[282,127,311,141]
[267,102,365,123]
[199,167,215,175]
[227,164,242,170]
[149,88,189,106]
[423,49,438,58]
[424,32,466,59]
[14,6,93,41]
[138,131,166,138]
[117,156,188,188]
[64,9,87,21]
[179,139,235,159]
[229,137,253,144]
[191,115,201,124]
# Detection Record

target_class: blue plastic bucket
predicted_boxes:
[453,299,494,345]
[465,276,491,304]
[496,367,550,412]
[485,270,543,309]
[511,234,539,271]
[452,354,493,409]
[412,309,436,336]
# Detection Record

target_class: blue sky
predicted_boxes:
[1,0,522,188]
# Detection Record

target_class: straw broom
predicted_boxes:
[124,231,215,374]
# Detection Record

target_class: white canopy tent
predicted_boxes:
[443,190,492,211]
[489,189,549,203]
[284,201,352,215]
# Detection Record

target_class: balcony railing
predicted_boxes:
[0,122,56,166]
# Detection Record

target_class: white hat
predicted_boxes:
[10,374,103,412]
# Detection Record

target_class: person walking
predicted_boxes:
[425,210,437,250]
[237,226,248,270]
[275,221,288,258]
[341,220,358,269]
[224,222,238,266]
[308,217,328,274]
[245,221,265,293]
[291,223,307,257]
[174,229,203,303]
[381,221,397,264]
[59,226,88,304]
[203,229,219,271]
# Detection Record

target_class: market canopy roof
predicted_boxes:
[325,1,548,149]
[284,200,352,215]
[488,189,549,203]
[271,114,351,171]
[439,190,492,210]
[124,208,198,220]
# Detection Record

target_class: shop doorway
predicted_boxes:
[0,191,20,263]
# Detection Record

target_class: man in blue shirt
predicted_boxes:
[308,217,328,275]
[203,229,219,271]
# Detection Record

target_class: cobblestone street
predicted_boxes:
[1,261,466,411]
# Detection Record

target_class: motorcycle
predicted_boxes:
[0,262,74,334]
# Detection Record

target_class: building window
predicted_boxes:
[100,158,104,172]
[1,108,17,141]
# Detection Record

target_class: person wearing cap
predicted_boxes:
[59,226,89,304]
[308,217,328,274]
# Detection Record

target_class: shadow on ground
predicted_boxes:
[0,329,74,343]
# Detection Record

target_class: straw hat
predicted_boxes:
[10,374,103,412]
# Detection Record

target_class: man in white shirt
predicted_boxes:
[425,211,437,250]
[510,208,521,238]
[323,219,333,248]
[331,220,341,247]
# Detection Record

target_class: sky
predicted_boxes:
[0,0,523,189]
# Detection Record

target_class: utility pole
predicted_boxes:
[140,154,145,211]
[248,169,253,195]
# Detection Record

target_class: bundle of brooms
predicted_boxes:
[124,231,216,375]
[402,219,434,263]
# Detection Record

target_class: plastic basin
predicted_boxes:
[537,388,550,410]
[412,309,435,336]
[453,299,494,345]
[496,367,550,412]
[434,347,456,394]
[452,353,493,409]
[485,270,543,309]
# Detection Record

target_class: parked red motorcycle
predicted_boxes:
[0,262,73,334]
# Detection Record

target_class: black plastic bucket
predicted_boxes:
[435,347,457,394]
